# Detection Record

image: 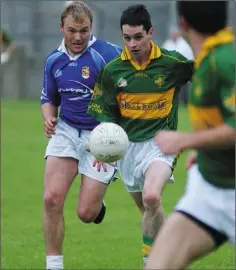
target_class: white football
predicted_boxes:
[89,122,129,163]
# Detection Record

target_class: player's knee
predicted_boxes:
[143,190,162,209]
[43,191,64,212]
[77,206,97,223]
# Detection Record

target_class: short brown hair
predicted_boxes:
[61,1,93,26]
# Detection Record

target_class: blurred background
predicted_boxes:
[1,2,235,269]
[1,0,235,100]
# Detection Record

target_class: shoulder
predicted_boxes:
[104,55,122,72]
[214,43,235,69]
[95,54,122,81]
[160,48,188,62]
[91,39,122,63]
[93,39,122,53]
[212,43,235,83]
[159,48,194,78]
[202,44,234,75]
[44,48,64,70]
[96,55,121,79]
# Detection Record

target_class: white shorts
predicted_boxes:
[175,165,235,245]
[45,119,116,184]
[117,139,176,192]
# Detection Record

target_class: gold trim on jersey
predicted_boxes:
[120,40,161,70]
[195,27,235,69]
[224,90,235,113]
[116,87,175,119]
[188,105,224,130]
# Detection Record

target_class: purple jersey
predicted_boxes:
[41,35,121,130]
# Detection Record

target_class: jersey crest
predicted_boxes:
[155,75,165,87]
[117,77,127,88]
[82,66,90,79]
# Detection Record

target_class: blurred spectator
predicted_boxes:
[162,26,194,106]
[1,29,15,64]
[162,26,194,59]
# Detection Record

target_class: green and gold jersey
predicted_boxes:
[88,41,193,142]
[188,27,235,188]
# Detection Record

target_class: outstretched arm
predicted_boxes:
[181,124,235,149]
[155,124,235,155]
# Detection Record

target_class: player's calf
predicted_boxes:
[142,194,163,265]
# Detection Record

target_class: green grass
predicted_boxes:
[1,100,235,269]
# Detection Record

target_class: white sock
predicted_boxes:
[143,256,148,266]
[46,255,63,270]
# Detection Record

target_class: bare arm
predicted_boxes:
[41,103,58,138]
[155,124,235,155]
[181,124,235,150]
[40,53,61,138]
[41,103,58,121]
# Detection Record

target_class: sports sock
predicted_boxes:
[142,235,154,264]
[46,255,63,270]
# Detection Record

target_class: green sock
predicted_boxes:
[142,235,154,262]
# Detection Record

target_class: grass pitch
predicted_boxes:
[1,100,234,269]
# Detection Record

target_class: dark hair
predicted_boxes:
[120,4,152,33]
[176,1,228,35]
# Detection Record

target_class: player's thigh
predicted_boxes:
[45,119,79,160]
[78,174,108,210]
[44,156,78,203]
[117,139,174,193]
[143,160,172,199]
[143,160,172,206]
[130,192,144,215]
[147,212,215,269]
[78,130,117,185]
[77,130,116,209]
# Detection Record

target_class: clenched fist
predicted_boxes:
[44,117,57,138]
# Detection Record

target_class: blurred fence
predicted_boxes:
[1,0,235,99]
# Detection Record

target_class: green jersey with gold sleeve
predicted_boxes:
[188,27,235,188]
[88,41,193,142]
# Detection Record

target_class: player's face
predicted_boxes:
[122,25,153,62]
[60,14,92,56]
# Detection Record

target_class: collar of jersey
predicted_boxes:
[195,27,234,69]
[120,40,161,70]
[58,34,97,61]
